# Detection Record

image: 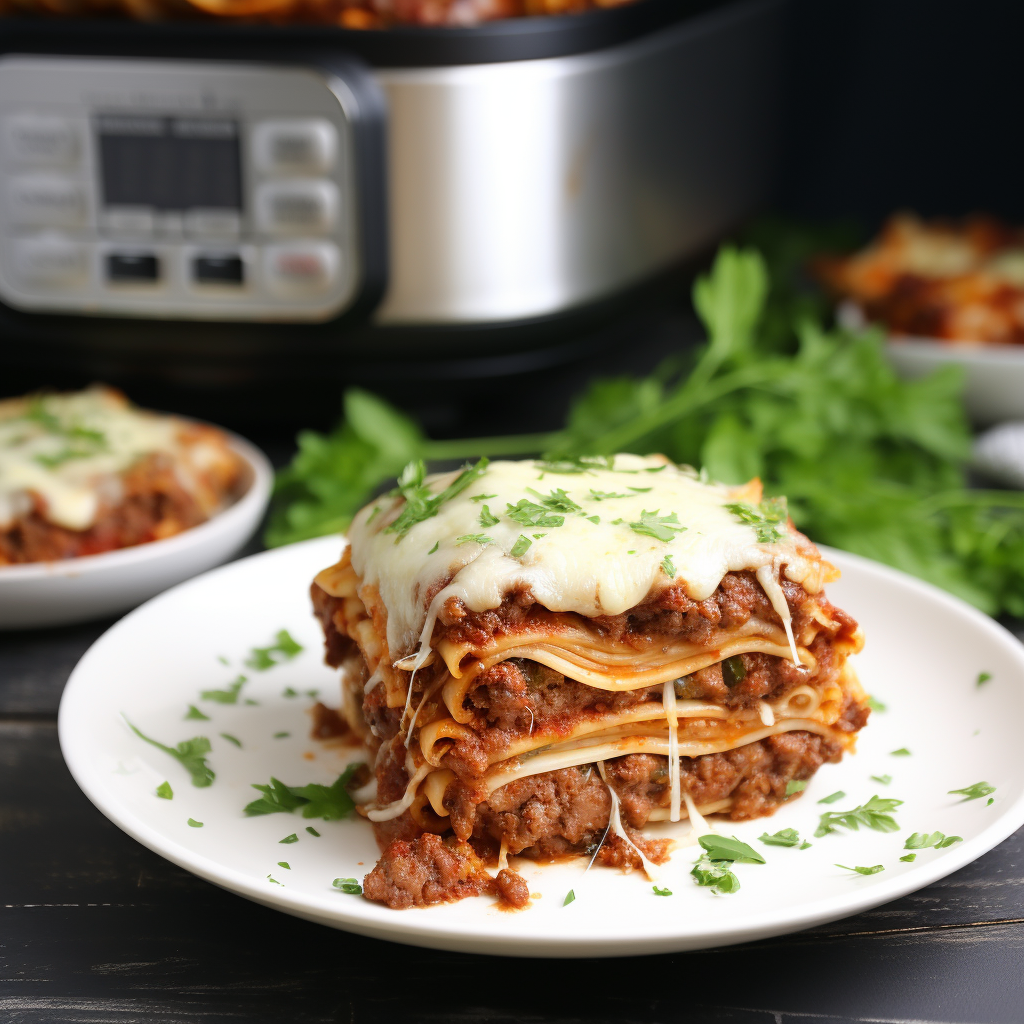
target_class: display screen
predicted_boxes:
[96,115,242,211]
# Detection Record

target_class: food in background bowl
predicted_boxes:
[0,386,247,565]
[815,213,1024,346]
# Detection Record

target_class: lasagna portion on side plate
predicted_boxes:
[311,455,868,909]
[0,386,247,565]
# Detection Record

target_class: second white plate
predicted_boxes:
[58,536,1024,957]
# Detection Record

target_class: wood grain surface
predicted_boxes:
[3,617,1023,1024]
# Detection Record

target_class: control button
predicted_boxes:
[263,242,338,294]
[193,253,244,285]
[14,238,89,287]
[255,181,338,236]
[107,252,160,283]
[184,209,241,240]
[102,208,155,238]
[252,119,338,176]
[5,115,80,166]
[8,176,87,229]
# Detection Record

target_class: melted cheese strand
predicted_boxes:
[663,678,681,822]
[597,761,660,880]
[366,763,432,822]
[682,786,713,838]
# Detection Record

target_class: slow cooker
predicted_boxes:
[0,0,786,389]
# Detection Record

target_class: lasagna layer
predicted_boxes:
[310,456,869,909]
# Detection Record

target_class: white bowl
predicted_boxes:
[838,301,1024,424]
[0,432,273,630]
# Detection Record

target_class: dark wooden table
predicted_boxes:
[3,612,1024,1024]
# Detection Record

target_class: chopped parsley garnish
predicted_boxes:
[949,781,995,801]
[900,853,917,862]
[274,731,290,739]
[725,496,789,543]
[217,655,229,666]
[645,465,667,473]
[245,630,304,671]
[156,781,173,800]
[532,533,546,539]
[200,676,247,704]
[759,828,802,847]
[721,655,746,688]
[283,687,299,698]
[185,705,210,720]
[837,864,884,875]
[691,856,741,894]
[628,486,652,493]
[428,541,439,554]
[244,764,361,820]
[536,455,614,475]
[267,876,283,886]
[818,791,845,804]
[305,827,321,837]
[988,797,995,805]
[124,719,215,788]
[470,493,497,502]
[627,509,685,542]
[815,794,902,838]
[866,696,887,712]
[977,671,992,686]
[661,554,676,577]
[870,774,892,785]
[890,748,911,756]
[698,835,765,864]
[785,780,807,796]
[905,831,962,850]
[562,889,576,906]
[385,458,489,539]
[219,733,242,748]
[277,862,291,869]
[455,533,493,546]
[280,834,299,844]
[652,885,673,896]
[187,818,203,828]
[477,505,499,527]
[365,506,381,525]
[800,841,812,849]
[589,489,628,501]
[334,877,362,895]
[511,535,532,558]
[505,498,564,528]
[527,487,582,514]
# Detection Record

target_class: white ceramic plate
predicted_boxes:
[0,433,272,630]
[839,301,1024,424]
[58,537,1024,958]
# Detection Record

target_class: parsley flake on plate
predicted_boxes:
[977,671,992,686]
[283,687,298,698]
[184,704,210,720]
[200,675,247,704]
[949,781,995,801]
[815,794,902,838]
[187,818,203,828]
[691,855,741,894]
[870,774,892,785]
[562,889,576,906]
[652,885,673,896]
[280,834,299,844]
[245,630,304,671]
[306,827,321,837]
[124,719,214,788]
[900,853,917,862]
[334,877,362,895]
[785,780,807,796]
[905,831,962,850]
[274,731,290,739]
[628,509,685,542]
[890,748,911,756]
[155,781,173,800]
[267,875,283,886]
[698,835,765,864]
[219,733,242,748]
[759,828,802,847]
[818,791,845,804]
[866,696,887,712]
[278,861,291,869]
[837,864,884,875]
[245,764,361,821]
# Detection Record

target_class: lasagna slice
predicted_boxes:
[0,386,246,564]
[311,455,867,909]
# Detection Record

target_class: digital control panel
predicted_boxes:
[0,57,368,322]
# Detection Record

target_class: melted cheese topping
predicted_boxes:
[0,387,210,530]
[348,455,831,660]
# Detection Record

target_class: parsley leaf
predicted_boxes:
[306,826,321,837]
[385,458,489,539]
[456,533,493,546]
[652,885,673,896]
[244,630,304,671]
[759,828,802,847]
[187,818,203,828]
[628,509,685,542]
[725,497,789,543]
[977,671,992,686]
[949,781,995,801]
[691,855,741,894]
[563,889,576,906]
[156,781,173,800]
[470,493,496,502]
[890,748,911,756]
[184,704,210,720]
[219,732,242,748]
[901,853,917,862]
[428,541,439,554]
[870,774,892,785]
[200,676,247,704]
[278,862,291,869]
[280,834,299,844]
[334,877,362,895]
[837,864,884,875]
[589,489,628,501]
[905,831,962,850]
[527,487,582,514]
[661,554,676,577]
[698,835,765,864]
[819,790,845,804]
[505,499,564,528]
[244,764,361,820]
[511,535,532,558]
[866,696,887,712]
[815,794,902,838]
[124,719,215,788]
[477,505,499,527]
[785,780,807,796]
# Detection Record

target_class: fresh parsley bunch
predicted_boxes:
[267,245,1024,617]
